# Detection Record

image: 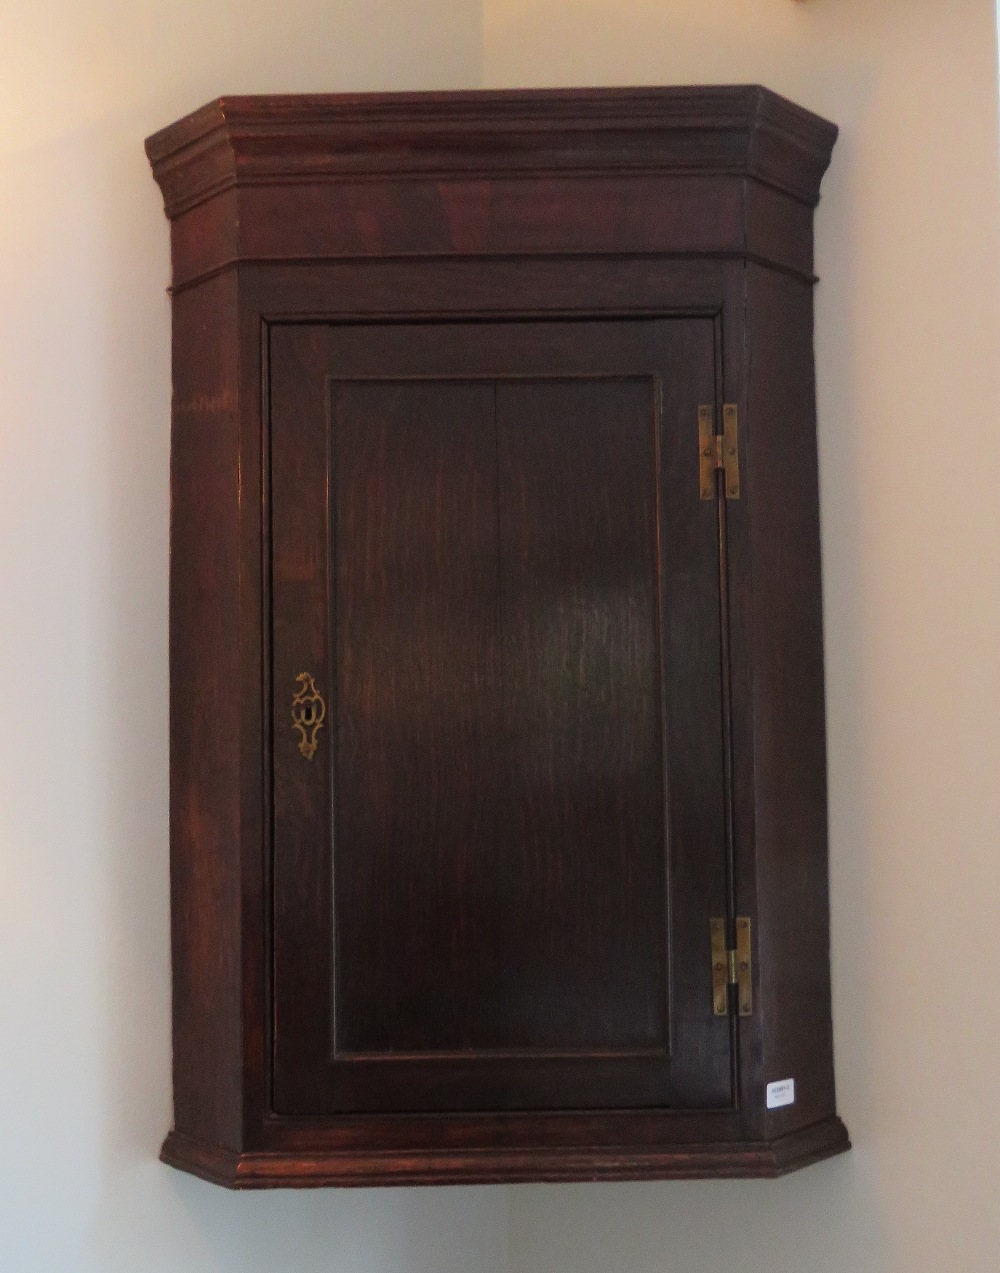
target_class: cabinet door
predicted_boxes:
[269,319,731,1114]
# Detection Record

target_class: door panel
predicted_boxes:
[332,380,502,1056]
[270,319,730,1114]
[495,378,667,1052]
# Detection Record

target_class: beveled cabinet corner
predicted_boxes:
[147,86,848,1188]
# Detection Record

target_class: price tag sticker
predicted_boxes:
[766,1078,795,1110]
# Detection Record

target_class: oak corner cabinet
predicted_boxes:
[146,85,848,1188]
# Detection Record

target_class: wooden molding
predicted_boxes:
[162,1117,850,1188]
[146,85,838,220]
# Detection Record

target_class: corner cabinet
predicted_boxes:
[146,86,848,1187]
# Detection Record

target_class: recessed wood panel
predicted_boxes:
[494,377,667,1052]
[331,379,503,1056]
[329,375,667,1061]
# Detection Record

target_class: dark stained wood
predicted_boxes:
[161,1114,849,1187]
[145,87,837,291]
[167,272,245,1151]
[244,256,728,325]
[162,175,817,295]
[742,262,837,1137]
[148,86,845,1187]
[494,375,667,1055]
[331,379,502,1059]
[145,86,837,217]
[270,319,731,1116]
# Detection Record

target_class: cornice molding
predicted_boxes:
[146,86,838,220]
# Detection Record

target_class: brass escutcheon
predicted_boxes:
[291,672,326,760]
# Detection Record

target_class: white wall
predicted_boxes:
[3,1,1000,1271]
[0,5,511,1272]
[484,0,1000,1270]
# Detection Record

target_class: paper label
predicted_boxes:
[766,1078,795,1110]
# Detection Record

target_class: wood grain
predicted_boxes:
[145,87,837,290]
[270,320,731,1116]
[149,85,844,1185]
[161,1115,850,1188]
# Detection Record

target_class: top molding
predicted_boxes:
[146,85,838,220]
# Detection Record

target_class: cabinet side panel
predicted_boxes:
[169,272,244,1149]
[744,180,815,282]
[744,263,837,1135]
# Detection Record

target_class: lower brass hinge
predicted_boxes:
[710,917,752,1016]
[699,404,740,500]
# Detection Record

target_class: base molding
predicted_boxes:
[161,1116,850,1189]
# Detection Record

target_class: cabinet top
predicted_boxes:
[146,85,837,220]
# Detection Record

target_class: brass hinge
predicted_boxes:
[699,404,740,500]
[710,917,752,1017]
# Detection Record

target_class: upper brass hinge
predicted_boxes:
[710,917,752,1017]
[699,404,740,500]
